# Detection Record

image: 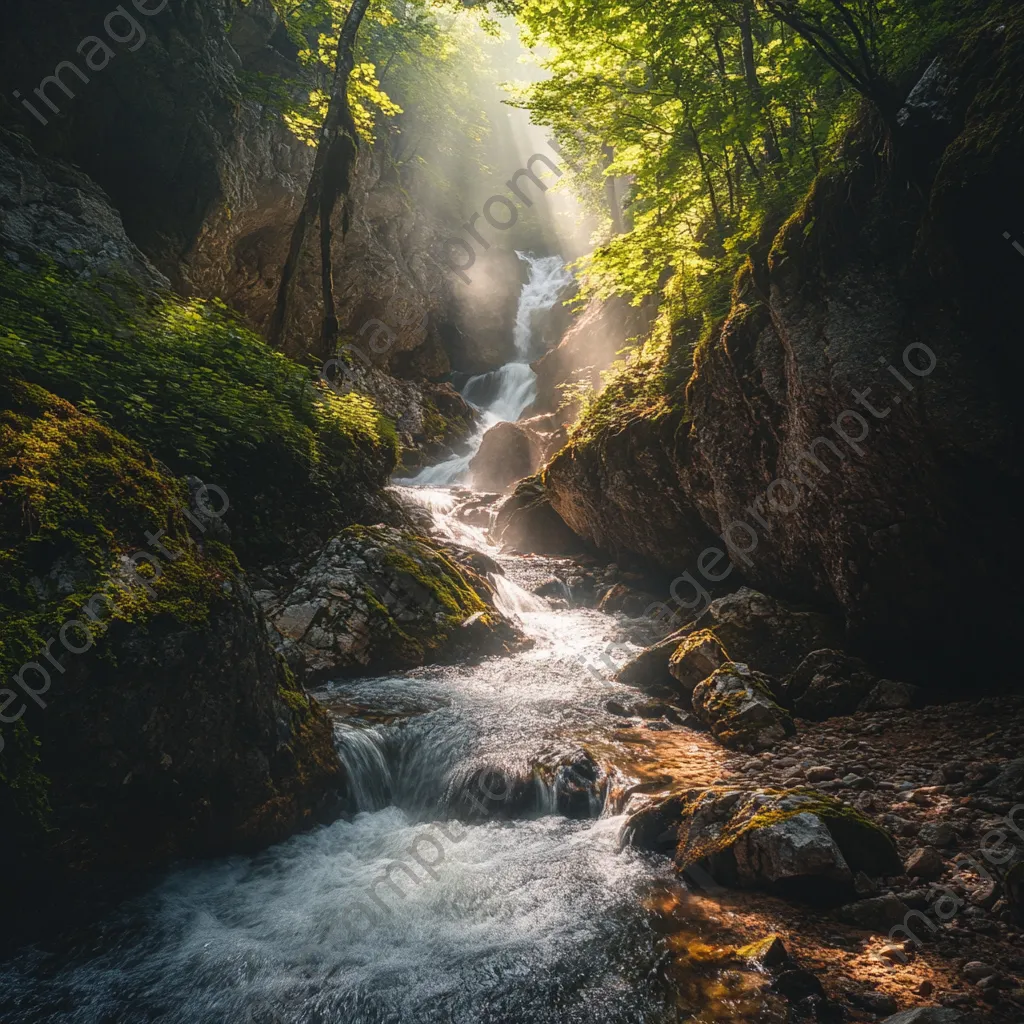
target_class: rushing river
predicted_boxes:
[1,255,780,1024]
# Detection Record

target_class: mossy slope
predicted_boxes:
[0,380,344,884]
[0,259,399,564]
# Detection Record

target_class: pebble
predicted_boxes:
[962,960,996,982]
[807,766,835,782]
[905,846,945,881]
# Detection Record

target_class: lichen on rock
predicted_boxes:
[264,525,525,682]
[623,785,902,899]
[691,662,795,752]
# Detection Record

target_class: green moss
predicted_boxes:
[676,785,900,878]
[0,380,240,823]
[0,259,399,563]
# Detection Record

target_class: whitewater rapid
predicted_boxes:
[0,490,698,1024]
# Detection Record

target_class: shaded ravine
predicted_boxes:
[0,488,781,1024]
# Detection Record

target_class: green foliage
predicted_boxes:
[253,0,499,184]
[514,0,955,311]
[0,261,398,563]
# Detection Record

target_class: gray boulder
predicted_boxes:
[691,662,795,752]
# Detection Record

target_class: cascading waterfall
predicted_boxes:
[406,252,573,487]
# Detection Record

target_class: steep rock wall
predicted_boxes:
[546,13,1024,679]
[0,0,514,379]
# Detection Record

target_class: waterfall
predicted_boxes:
[405,252,572,487]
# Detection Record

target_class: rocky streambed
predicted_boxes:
[2,486,1019,1024]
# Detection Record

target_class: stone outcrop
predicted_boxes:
[622,786,902,898]
[544,24,1024,681]
[0,129,168,289]
[0,0,518,379]
[262,525,524,682]
[491,474,587,555]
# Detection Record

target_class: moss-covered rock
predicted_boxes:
[0,380,345,888]
[0,258,399,565]
[668,629,728,698]
[623,785,902,900]
[617,588,841,702]
[691,662,795,752]
[265,525,525,682]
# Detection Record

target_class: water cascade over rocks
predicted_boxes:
[409,253,573,486]
[0,487,713,1023]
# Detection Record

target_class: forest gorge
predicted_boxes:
[1,0,1023,1021]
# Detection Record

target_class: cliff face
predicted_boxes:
[0,0,514,381]
[546,13,1024,680]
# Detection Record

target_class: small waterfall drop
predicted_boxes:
[406,252,572,486]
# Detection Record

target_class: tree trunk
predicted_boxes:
[270,0,371,353]
[688,120,724,238]
[739,2,782,166]
[601,144,626,236]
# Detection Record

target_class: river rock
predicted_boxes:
[624,786,901,897]
[782,649,878,719]
[687,589,843,678]
[691,663,795,752]
[266,525,523,681]
[616,588,840,701]
[860,679,924,711]
[982,758,1024,799]
[492,474,587,555]
[446,748,607,822]
[668,629,728,698]
[905,846,945,881]
[837,894,913,931]
[880,1010,965,1024]
[469,421,542,493]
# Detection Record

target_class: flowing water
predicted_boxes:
[0,251,781,1021]
[0,488,782,1024]
[407,253,573,487]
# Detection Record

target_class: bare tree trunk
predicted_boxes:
[270,0,371,353]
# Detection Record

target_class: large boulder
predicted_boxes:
[469,421,542,493]
[691,663,795,752]
[685,588,843,678]
[623,786,902,898]
[264,525,523,681]
[491,474,587,555]
[782,649,879,719]
[616,587,840,697]
[0,381,344,891]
